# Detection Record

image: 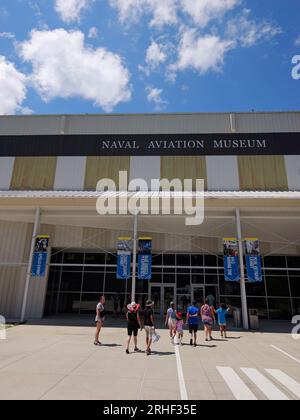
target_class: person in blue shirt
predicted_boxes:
[216,303,232,338]
[186,301,200,347]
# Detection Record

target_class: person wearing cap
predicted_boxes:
[142,300,155,356]
[175,311,184,345]
[165,301,177,343]
[126,302,142,354]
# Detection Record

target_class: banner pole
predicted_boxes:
[131,212,138,302]
[236,208,249,330]
[20,207,40,323]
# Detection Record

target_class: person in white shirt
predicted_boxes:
[94,295,105,346]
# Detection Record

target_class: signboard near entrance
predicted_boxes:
[138,238,152,280]
[117,237,132,280]
[223,238,240,282]
[31,235,49,277]
[245,238,263,283]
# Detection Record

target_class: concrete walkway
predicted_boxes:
[0,319,299,400]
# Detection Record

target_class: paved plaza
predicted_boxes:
[0,318,299,400]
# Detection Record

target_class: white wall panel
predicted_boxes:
[0,157,15,190]
[130,157,161,190]
[54,156,86,190]
[284,156,300,191]
[206,156,240,191]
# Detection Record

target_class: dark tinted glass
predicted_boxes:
[264,256,286,268]
[84,253,106,265]
[82,272,104,292]
[266,276,290,297]
[60,272,82,292]
[191,255,203,266]
[246,281,266,297]
[289,277,300,297]
[247,297,268,318]
[268,298,292,320]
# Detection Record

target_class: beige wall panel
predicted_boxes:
[0,266,26,319]
[53,225,83,248]
[191,237,220,255]
[0,220,29,263]
[10,157,57,190]
[84,157,130,190]
[238,156,288,191]
[161,157,207,190]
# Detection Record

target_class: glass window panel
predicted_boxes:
[84,253,106,265]
[106,253,117,265]
[191,254,203,267]
[219,296,242,310]
[192,274,204,284]
[266,276,290,297]
[105,272,126,293]
[82,272,104,292]
[192,268,204,274]
[57,293,81,314]
[247,297,268,318]
[205,274,218,284]
[287,256,300,269]
[60,272,82,292]
[204,255,217,267]
[219,280,241,296]
[163,254,176,266]
[177,268,191,274]
[216,255,224,267]
[163,267,176,274]
[47,269,60,292]
[50,249,63,264]
[246,281,266,297]
[44,292,58,316]
[268,298,292,320]
[152,254,162,265]
[289,277,300,297]
[80,293,100,313]
[205,268,218,275]
[151,274,162,283]
[63,253,84,265]
[177,274,191,294]
[176,254,191,266]
[163,273,175,283]
[177,295,191,313]
[292,298,300,315]
[136,279,149,294]
[264,256,287,268]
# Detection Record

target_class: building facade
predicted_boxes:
[0,112,299,321]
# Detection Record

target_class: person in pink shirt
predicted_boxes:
[175,311,184,345]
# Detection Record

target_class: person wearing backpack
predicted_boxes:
[201,299,215,342]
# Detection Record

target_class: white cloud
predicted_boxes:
[109,0,177,27]
[18,29,131,112]
[54,0,94,23]
[170,29,235,76]
[146,86,168,110]
[227,10,282,47]
[295,36,300,47]
[0,56,27,115]
[0,32,15,39]
[181,0,239,28]
[145,40,167,69]
[88,27,98,39]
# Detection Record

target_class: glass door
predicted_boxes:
[192,285,204,305]
[163,285,176,316]
[150,284,162,315]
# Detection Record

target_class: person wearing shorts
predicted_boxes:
[216,303,232,338]
[201,299,215,342]
[165,301,177,343]
[186,301,199,347]
[94,295,105,346]
[126,302,142,354]
[175,312,184,345]
[142,300,155,355]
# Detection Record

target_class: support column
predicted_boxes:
[236,208,249,330]
[20,208,40,323]
[131,212,138,302]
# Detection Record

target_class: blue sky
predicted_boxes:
[0,0,299,115]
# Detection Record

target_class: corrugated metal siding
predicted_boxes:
[0,266,27,319]
[0,157,15,190]
[234,113,300,133]
[284,156,300,191]
[0,220,29,263]
[84,156,130,190]
[11,157,57,190]
[206,156,240,191]
[54,156,87,190]
[1,112,300,136]
[161,157,207,190]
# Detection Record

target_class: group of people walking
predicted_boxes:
[94,295,232,354]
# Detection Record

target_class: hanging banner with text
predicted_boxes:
[138,238,152,280]
[117,237,132,280]
[31,235,50,277]
[223,238,240,282]
[245,238,263,283]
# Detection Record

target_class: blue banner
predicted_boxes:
[223,238,240,282]
[117,238,132,280]
[31,236,49,277]
[245,238,263,283]
[138,238,152,280]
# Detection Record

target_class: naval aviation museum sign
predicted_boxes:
[0,132,299,156]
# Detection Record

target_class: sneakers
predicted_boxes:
[190,338,193,346]
[126,349,130,354]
